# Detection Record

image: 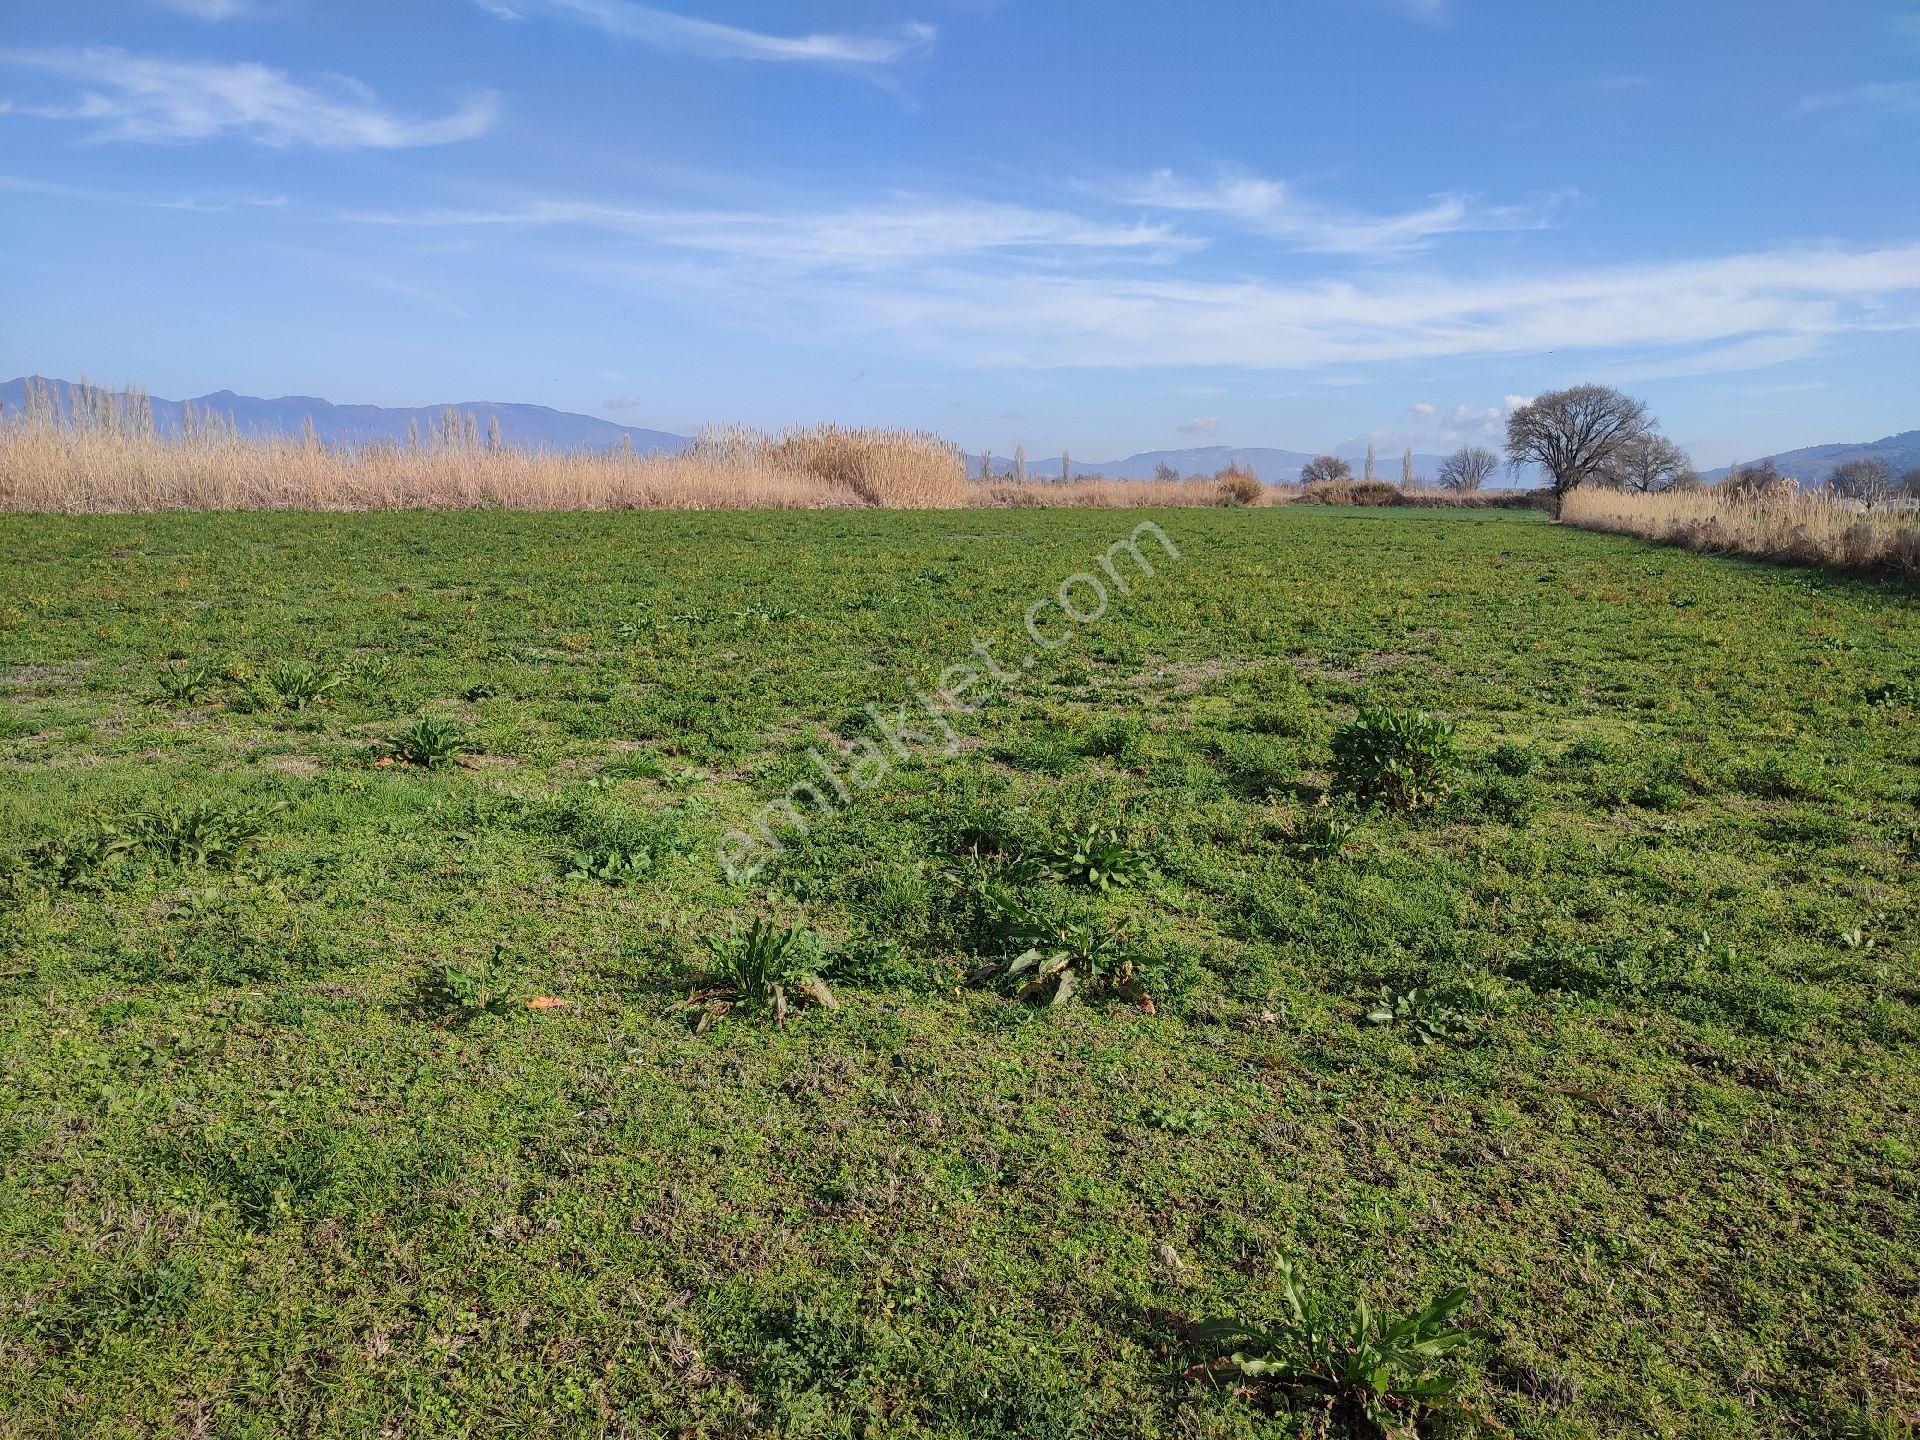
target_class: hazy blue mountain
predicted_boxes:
[0,377,688,454]
[1700,431,1920,485]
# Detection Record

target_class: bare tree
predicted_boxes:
[1061,449,1071,484]
[1828,457,1897,506]
[1723,457,1786,498]
[1299,454,1353,485]
[1900,466,1920,499]
[1400,447,1414,489]
[1012,444,1027,485]
[1504,384,1653,516]
[1153,461,1180,483]
[1436,445,1499,491]
[1602,433,1695,493]
[1363,442,1377,483]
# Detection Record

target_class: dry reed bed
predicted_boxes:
[1562,486,1920,579]
[0,429,1549,514]
[0,425,969,513]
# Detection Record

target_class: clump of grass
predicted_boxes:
[1192,1258,1483,1437]
[344,653,399,691]
[386,715,471,767]
[1042,824,1150,891]
[976,894,1148,1008]
[561,844,659,885]
[1331,707,1460,811]
[127,799,279,868]
[149,665,215,705]
[1364,987,1470,1044]
[201,1131,338,1231]
[1080,716,1146,763]
[1287,808,1361,861]
[258,661,340,710]
[4,824,134,891]
[406,948,515,1026]
[37,1260,201,1350]
[686,920,837,1030]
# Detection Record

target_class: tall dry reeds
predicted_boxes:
[0,403,969,513]
[1562,484,1920,579]
[689,423,966,508]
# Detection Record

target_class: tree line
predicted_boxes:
[1291,384,1919,514]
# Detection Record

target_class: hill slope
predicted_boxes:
[1701,430,1920,484]
[0,378,688,454]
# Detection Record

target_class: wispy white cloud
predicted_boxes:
[342,178,1920,379]
[1372,0,1446,21]
[570,239,1920,374]
[1798,80,1920,117]
[488,0,935,65]
[341,195,1199,266]
[0,48,497,147]
[1177,416,1219,436]
[1103,167,1570,256]
[1591,333,1830,382]
[0,171,288,212]
[1409,401,1436,417]
[153,191,288,212]
[602,393,647,411]
[146,0,260,17]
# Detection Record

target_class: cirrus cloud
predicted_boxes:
[0,48,497,147]
[1104,166,1571,257]
[487,0,936,66]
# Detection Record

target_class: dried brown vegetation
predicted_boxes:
[1562,484,1920,578]
[0,389,969,513]
[971,475,1248,508]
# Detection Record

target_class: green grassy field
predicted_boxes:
[1,507,1916,1439]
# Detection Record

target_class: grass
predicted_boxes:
[0,505,1916,1438]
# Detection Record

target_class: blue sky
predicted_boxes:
[2,0,1917,466]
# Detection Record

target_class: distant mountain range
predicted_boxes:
[1700,431,1920,485]
[0,377,688,455]
[6,377,1912,488]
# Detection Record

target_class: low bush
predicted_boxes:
[1331,707,1460,811]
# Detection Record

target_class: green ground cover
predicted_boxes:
[0,506,1915,1438]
